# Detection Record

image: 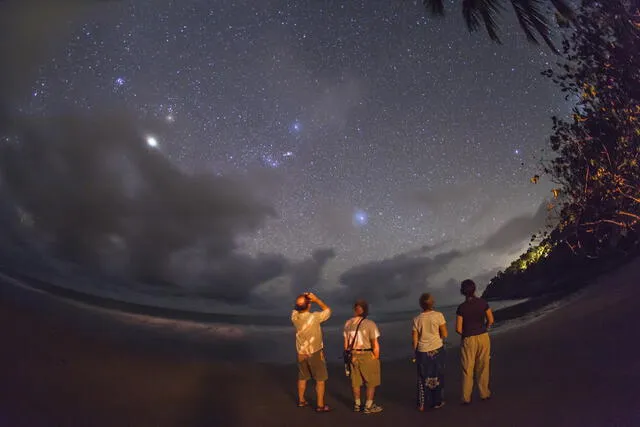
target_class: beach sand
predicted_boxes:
[0,259,639,427]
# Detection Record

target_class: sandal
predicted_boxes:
[297,401,309,408]
[315,405,332,413]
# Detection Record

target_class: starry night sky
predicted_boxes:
[0,1,567,311]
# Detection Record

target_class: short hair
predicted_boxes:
[354,299,369,317]
[460,279,476,297]
[419,293,433,310]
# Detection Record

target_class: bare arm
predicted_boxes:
[439,323,448,339]
[412,330,418,352]
[455,315,464,336]
[372,337,380,359]
[314,297,329,311]
[307,293,331,321]
[485,308,495,328]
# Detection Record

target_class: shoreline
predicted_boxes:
[0,258,638,425]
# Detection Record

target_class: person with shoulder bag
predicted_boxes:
[343,299,383,414]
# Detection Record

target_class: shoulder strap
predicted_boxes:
[347,317,365,351]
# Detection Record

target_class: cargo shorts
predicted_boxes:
[350,352,381,388]
[297,349,328,382]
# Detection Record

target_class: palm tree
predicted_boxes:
[420,0,575,53]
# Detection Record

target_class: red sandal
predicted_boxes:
[315,405,332,413]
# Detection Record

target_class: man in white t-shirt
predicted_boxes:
[291,292,332,412]
[344,299,383,414]
[412,293,448,411]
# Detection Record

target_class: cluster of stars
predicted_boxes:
[25,0,565,284]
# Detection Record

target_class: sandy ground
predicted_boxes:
[0,259,639,427]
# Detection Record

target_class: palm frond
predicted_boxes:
[462,0,504,42]
[418,0,577,52]
[423,0,445,15]
[549,0,575,21]
[511,0,560,54]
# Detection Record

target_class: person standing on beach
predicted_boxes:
[412,293,448,411]
[291,292,332,412]
[455,279,494,404]
[344,299,383,414]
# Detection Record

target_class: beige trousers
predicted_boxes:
[460,332,491,402]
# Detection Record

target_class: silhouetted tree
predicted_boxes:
[421,0,575,52]
[542,0,640,257]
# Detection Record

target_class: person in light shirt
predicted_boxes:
[412,293,448,411]
[291,292,332,412]
[344,299,383,414]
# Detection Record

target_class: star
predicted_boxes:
[289,121,302,133]
[353,209,368,227]
[146,135,159,148]
[16,0,565,308]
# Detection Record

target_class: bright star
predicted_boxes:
[146,136,159,148]
[115,77,125,86]
[290,121,302,133]
[353,209,368,226]
[283,151,294,157]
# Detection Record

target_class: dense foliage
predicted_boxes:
[484,1,639,298]
[542,0,640,257]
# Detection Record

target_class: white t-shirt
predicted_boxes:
[412,310,446,352]
[343,317,380,350]
[291,309,331,355]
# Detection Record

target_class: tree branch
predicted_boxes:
[617,211,640,221]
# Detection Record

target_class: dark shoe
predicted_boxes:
[297,400,309,408]
[315,405,332,413]
[461,401,472,406]
[364,403,383,414]
[433,401,446,409]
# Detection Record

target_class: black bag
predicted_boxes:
[343,317,364,377]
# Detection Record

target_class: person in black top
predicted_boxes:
[455,279,494,404]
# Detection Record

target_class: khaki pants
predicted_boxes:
[460,332,491,402]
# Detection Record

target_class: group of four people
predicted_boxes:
[291,279,494,414]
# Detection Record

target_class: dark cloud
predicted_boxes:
[405,240,451,256]
[480,202,548,252]
[0,2,337,306]
[185,253,289,303]
[289,248,336,295]
[0,111,283,302]
[338,249,462,303]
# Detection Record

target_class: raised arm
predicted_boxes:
[307,293,331,322]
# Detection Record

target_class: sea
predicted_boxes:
[0,263,529,364]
